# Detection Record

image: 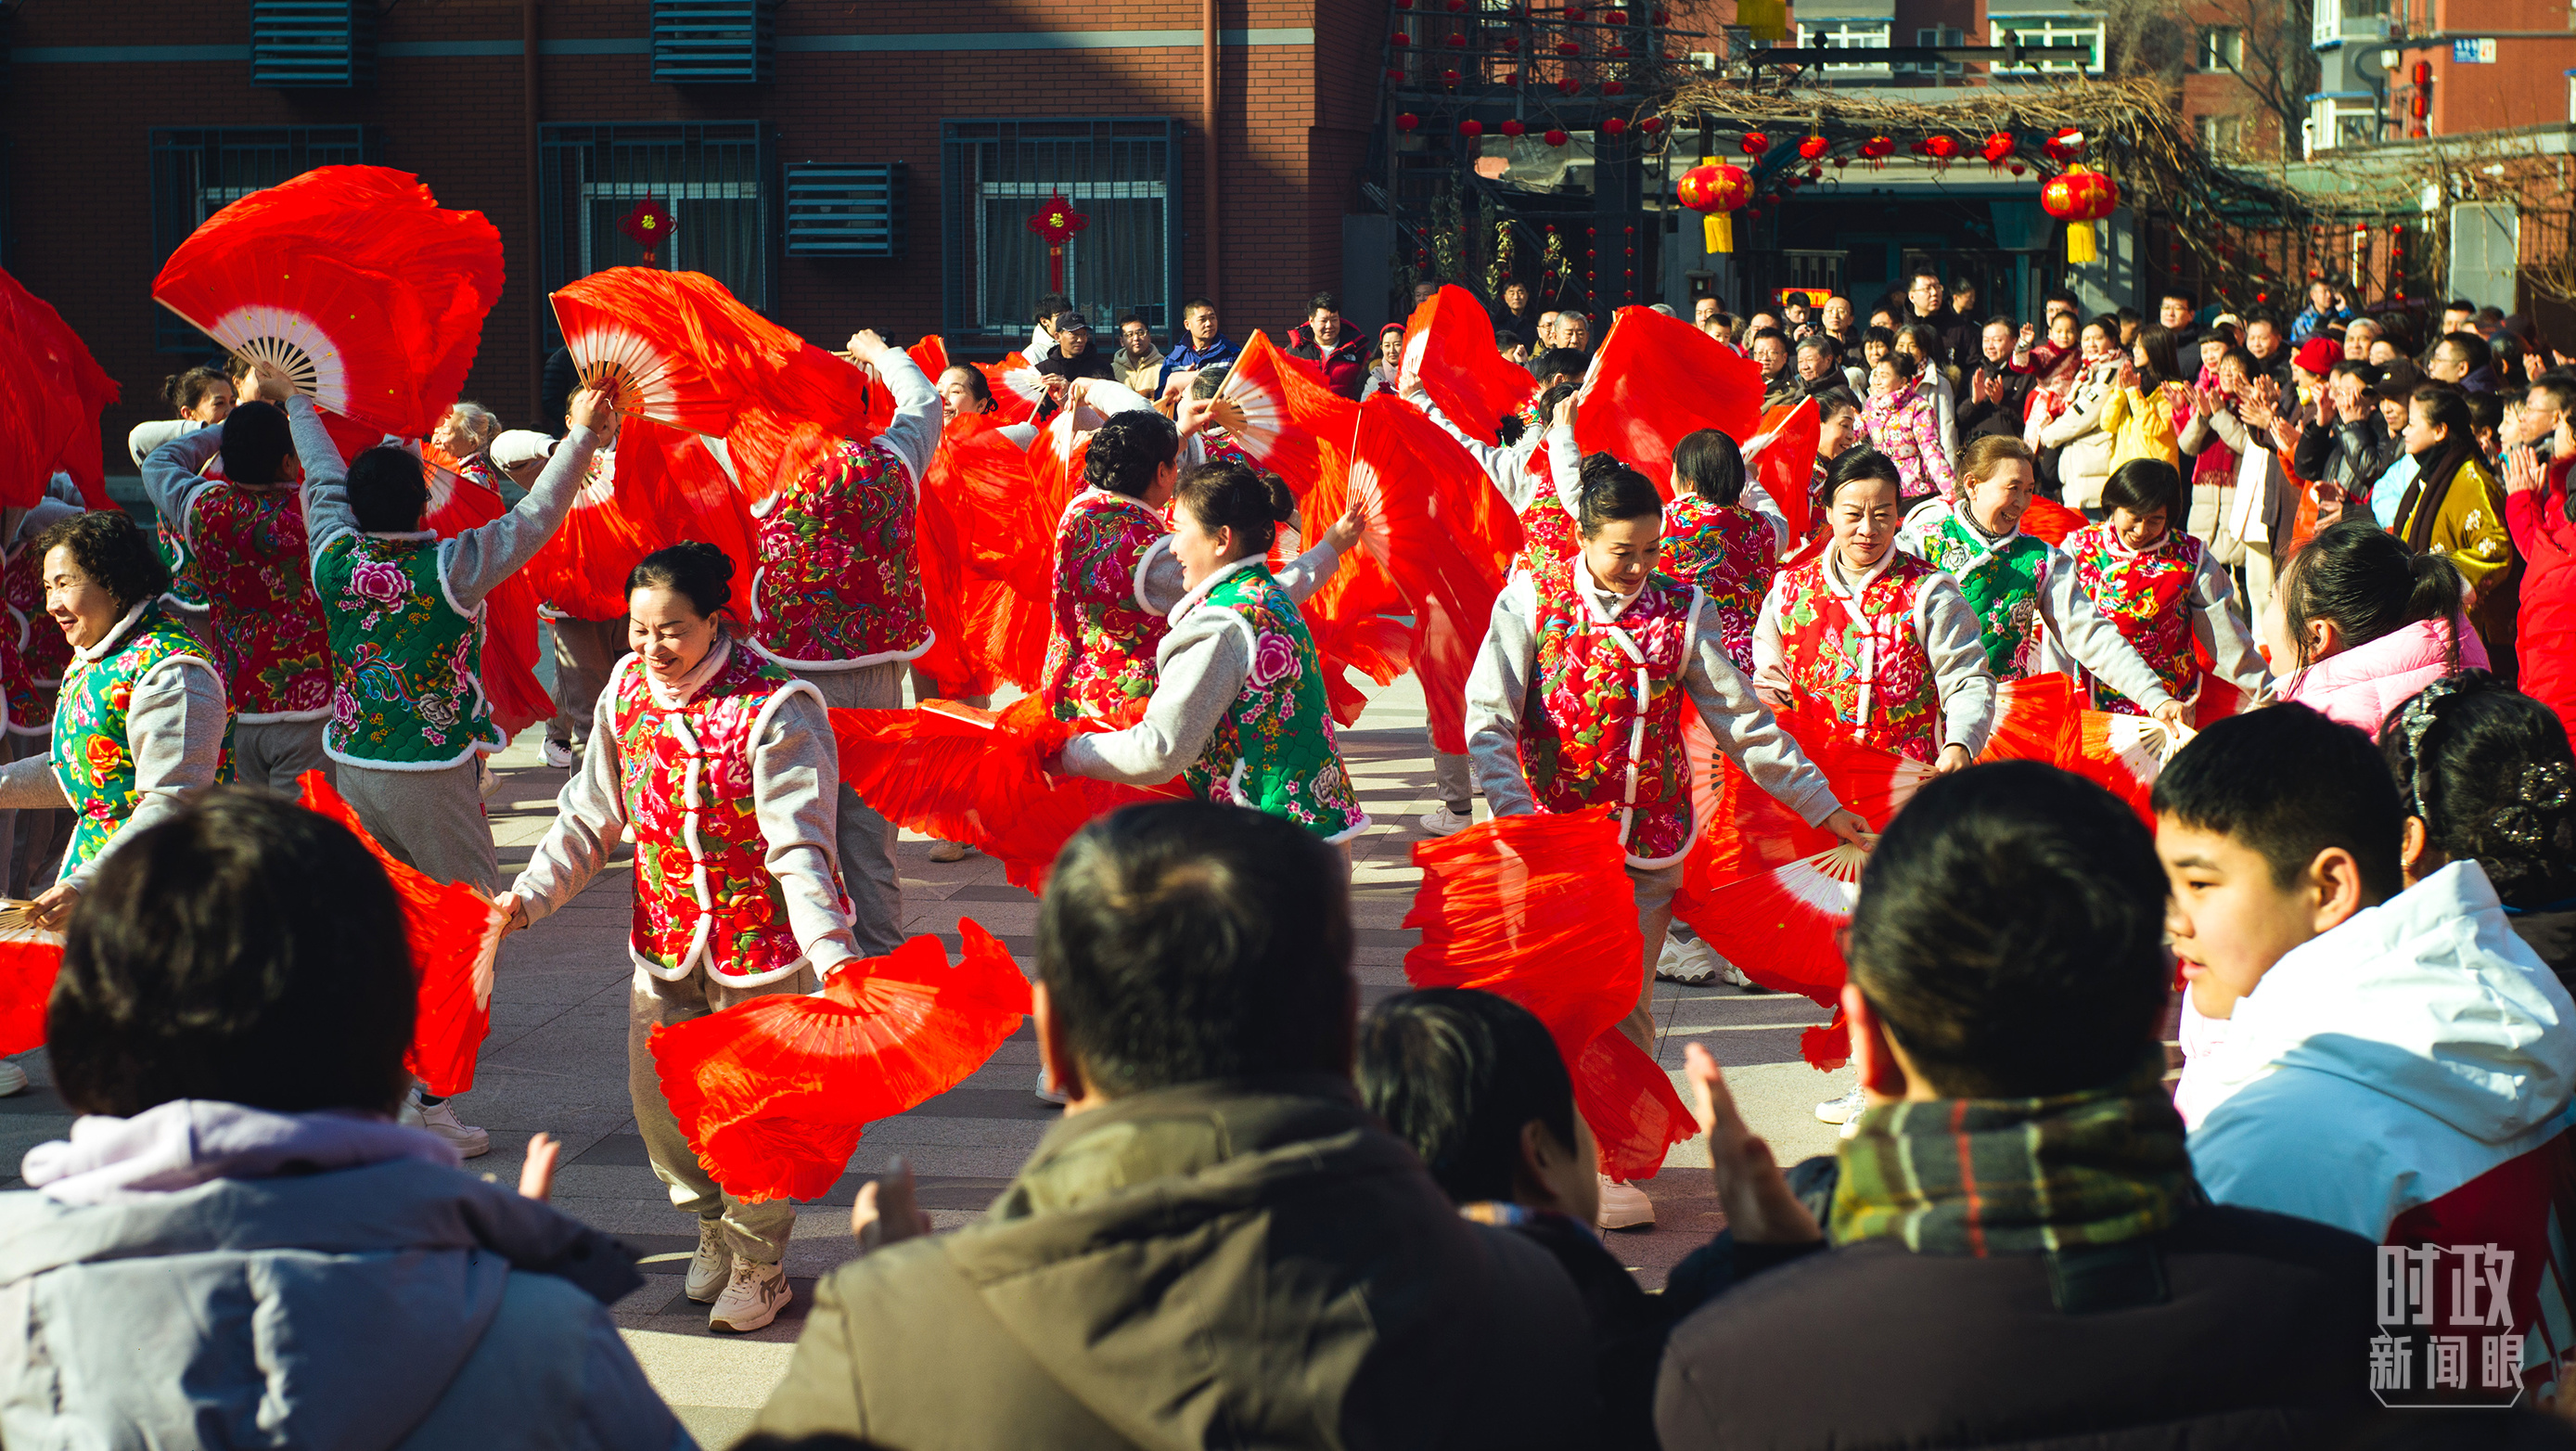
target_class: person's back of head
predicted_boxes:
[1672,427,1748,507]
[1081,410,1179,500]
[1849,762,2171,1098]
[1357,988,1585,1211]
[2275,519,2470,676]
[2382,672,2576,911]
[50,788,415,1117]
[347,445,431,534]
[1535,347,1586,385]
[219,400,292,486]
[1035,800,1353,1096]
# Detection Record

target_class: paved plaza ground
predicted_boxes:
[0,667,1854,1448]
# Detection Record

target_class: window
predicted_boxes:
[1905,26,1967,77]
[1793,19,1893,74]
[1995,18,2103,72]
[2198,26,2244,71]
[538,122,770,330]
[148,126,381,351]
[2198,113,2247,152]
[940,119,1182,343]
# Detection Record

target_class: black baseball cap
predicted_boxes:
[1052,311,1091,333]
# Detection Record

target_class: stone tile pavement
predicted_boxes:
[0,670,1854,1449]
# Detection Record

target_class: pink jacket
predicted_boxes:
[2276,616,2491,738]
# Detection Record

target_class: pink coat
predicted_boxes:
[2276,616,2491,738]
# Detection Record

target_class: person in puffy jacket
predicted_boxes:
[0,789,687,1451]
[2263,519,2490,737]
[2505,394,2576,743]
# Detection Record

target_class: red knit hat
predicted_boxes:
[2294,337,2342,377]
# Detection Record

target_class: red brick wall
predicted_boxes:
[7,0,1382,455]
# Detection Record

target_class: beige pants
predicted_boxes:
[790,661,904,957]
[1618,859,1685,1051]
[628,960,816,1262]
[549,617,626,745]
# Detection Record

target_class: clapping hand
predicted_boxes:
[852,1157,929,1252]
[1685,1044,1823,1245]
[2506,445,2547,496]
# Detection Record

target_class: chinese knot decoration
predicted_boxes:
[618,199,674,263]
[2040,164,2119,263]
[1025,189,1090,293]
[1677,161,1750,253]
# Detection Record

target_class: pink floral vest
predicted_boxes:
[751,437,930,667]
[2,535,67,737]
[1771,553,1945,764]
[1523,555,1699,863]
[2066,523,2203,714]
[1659,494,1779,672]
[1042,489,1171,723]
[613,644,839,982]
[190,483,334,721]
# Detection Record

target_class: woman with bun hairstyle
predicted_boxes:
[2058,457,2271,715]
[2382,671,2576,986]
[496,541,860,1337]
[2265,518,2490,736]
[1057,460,1368,841]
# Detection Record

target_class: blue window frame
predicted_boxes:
[940,118,1183,345]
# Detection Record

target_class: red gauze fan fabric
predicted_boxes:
[1213,329,1358,494]
[1574,1031,1699,1182]
[552,268,789,440]
[1397,285,1541,447]
[521,419,756,621]
[1980,672,2081,766]
[832,698,1192,893]
[1687,844,1871,1071]
[2017,496,2089,547]
[298,772,506,1097]
[2069,711,2194,824]
[979,352,1040,427]
[649,921,1032,1203]
[1745,397,1819,546]
[154,166,502,440]
[914,416,1058,696]
[1292,424,1424,729]
[0,907,64,1057]
[1573,306,1764,497]
[1681,711,1932,892]
[0,267,119,507]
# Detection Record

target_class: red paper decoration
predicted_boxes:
[1397,112,1421,131]
[1604,117,1628,135]
[1799,135,1830,161]
[1742,131,1771,156]
[2041,127,2087,163]
[1022,189,1090,292]
[1459,119,1486,139]
[618,199,674,259]
[1501,118,1527,136]
[1982,131,2015,166]
[1545,128,1570,146]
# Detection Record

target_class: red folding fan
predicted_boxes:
[2018,495,2088,547]
[1574,305,1764,495]
[298,772,506,1097]
[0,905,64,1057]
[984,352,1044,426]
[1976,671,2077,764]
[1681,843,1869,1071]
[552,267,804,442]
[1402,811,1642,1064]
[154,166,502,440]
[1397,285,1540,447]
[913,415,1057,697]
[521,418,753,621]
[1745,396,1819,546]
[832,697,1193,893]
[2068,710,2194,823]
[1574,1027,1700,1181]
[649,921,1032,1203]
[0,267,118,507]
[1212,328,1359,494]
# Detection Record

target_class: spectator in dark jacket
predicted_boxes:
[1956,316,2036,443]
[1655,762,2379,1451]
[2295,360,2398,523]
[1286,291,1368,399]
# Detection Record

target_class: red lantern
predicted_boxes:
[1387,67,1406,82]
[1502,33,1521,49]
[1603,80,1625,95]
[1395,0,1413,6]
[1442,68,1462,84]
[1501,119,1527,137]
[1807,165,1823,180]
[1799,135,1830,161]
[1742,131,1771,156]
[1606,7,1629,20]
[1652,6,1670,19]
[1396,112,1420,131]
[1459,119,1485,139]
[1544,128,1570,147]
[1677,162,1750,252]
[1557,40,1581,54]
[1604,117,1627,136]
[1982,132,2015,166]
[2042,165,2114,263]
[2009,161,2026,176]
[1640,116,1665,134]
[1908,137,1929,156]
[1448,0,1467,8]
[1446,32,1466,45]
[1566,5,1585,18]
[1392,31,1411,44]
[1925,135,1960,161]
[1859,135,1895,169]
[1557,78,1580,94]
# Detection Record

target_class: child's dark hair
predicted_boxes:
[219,401,294,488]
[2152,703,2405,905]
[34,510,170,612]
[1533,348,1588,386]
[2102,457,2185,520]
[1875,352,1917,380]
[162,364,231,417]
[2380,673,2576,909]
[2278,520,2468,674]
[347,446,431,533]
[628,541,737,619]
[1849,762,2172,1098]
[1823,445,1903,507]
[1082,410,1180,499]
[1672,428,1748,507]
[1575,457,1660,536]
[1356,987,1578,1205]
[1175,458,1293,556]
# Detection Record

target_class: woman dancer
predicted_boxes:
[2058,458,2271,716]
[1658,428,1787,672]
[498,543,859,1338]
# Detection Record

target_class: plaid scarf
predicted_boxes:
[1829,1076,2199,1256]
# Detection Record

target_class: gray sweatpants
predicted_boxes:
[1433,747,1475,814]
[335,757,502,895]
[1619,859,1685,1052]
[550,618,626,746]
[790,661,902,957]
[629,960,814,1261]
[232,720,331,795]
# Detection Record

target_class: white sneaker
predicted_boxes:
[1813,1085,1867,1125]
[1596,1175,1656,1230]
[1656,932,1721,984]
[708,1257,790,1333]
[0,1059,24,1097]
[1420,803,1471,837]
[406,1090,490,1158]
[928,840,968,863]
[542,738,575,770]
[684,1217,732,1303]
[1033,1066,1070,1107]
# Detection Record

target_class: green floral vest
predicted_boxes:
[1908,510,2052,679]
[51,603,224,871]
[1181,562,1368,842]
[314,532,497,767]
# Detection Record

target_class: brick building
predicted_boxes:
[4,1,1389,451]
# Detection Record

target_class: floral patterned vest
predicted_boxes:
[614,644,837,983]
[2066,522,2204,714]
[313,533,496,768]
[3,536,69,738]
[190,483,334,722]
[1771,552,1945,764]
[1522,555,1699,864]
[1042,489,1171,723]
[1180,562,1367,841]
[52,603,226,872]
[155,519,211,613]
[1659,494,1780,672]
[1517,448,1582,577]
[1909,509,2052,680]
[751,436,930,667]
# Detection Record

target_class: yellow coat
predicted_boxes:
[2101,384,2184,471]
[2397,453,2516,600]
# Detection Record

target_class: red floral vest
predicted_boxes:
[1516,444,1582,576]
[613,644,839,983]
[2066,522,2203,715]
[1522,555,1699,864]
[190,483,334,721]
[1659,494,1780,673]
[1042,489,1171,723]
[1771,552,1946,764]
[751,437,930,667]
[2,535,67,737]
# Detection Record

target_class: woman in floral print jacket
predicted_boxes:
[1858,354,1955,503]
